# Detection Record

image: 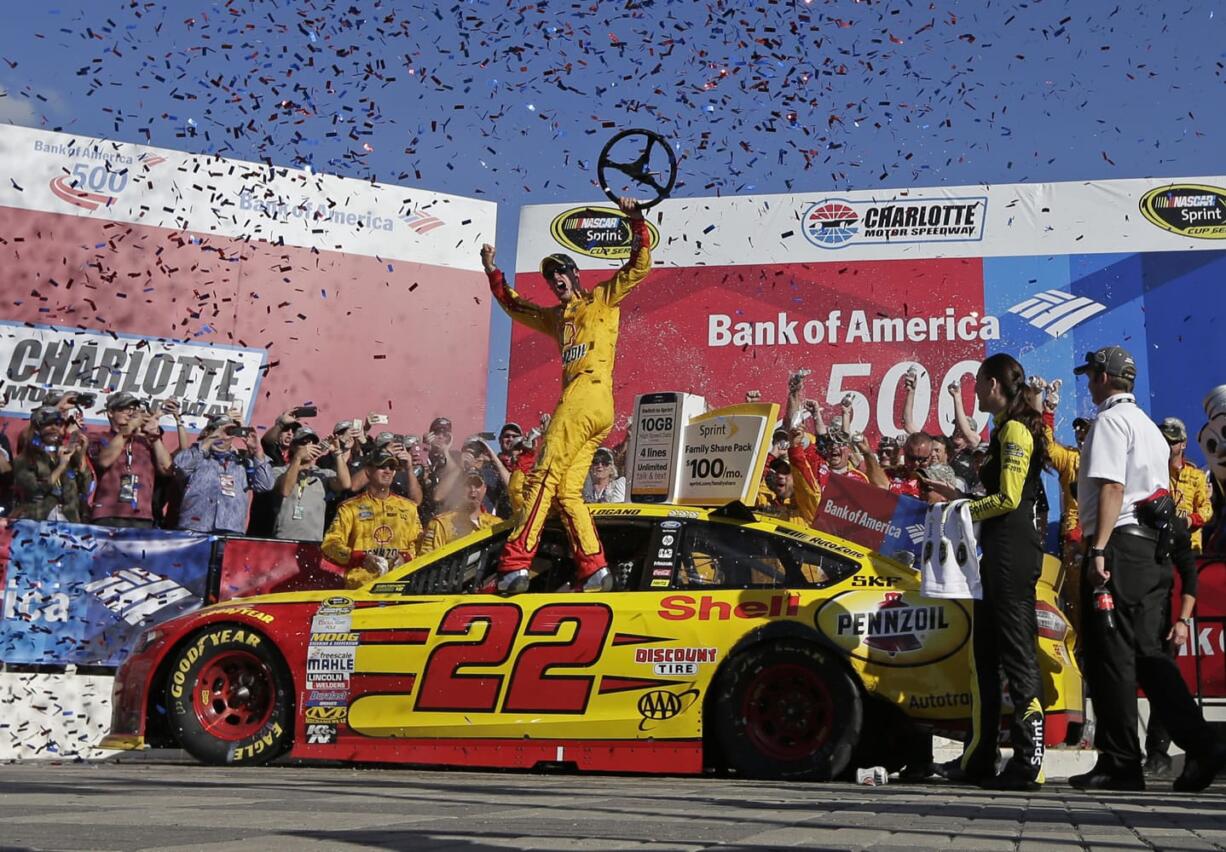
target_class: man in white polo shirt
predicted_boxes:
[1070,345,1226,792]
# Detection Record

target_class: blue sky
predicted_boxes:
[2,0,1224,426]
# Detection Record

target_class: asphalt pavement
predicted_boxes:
[0,761,1223,851]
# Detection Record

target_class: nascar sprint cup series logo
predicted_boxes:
[802,195,987,249]
[550,206,661,260]
[1138,184,1226,240]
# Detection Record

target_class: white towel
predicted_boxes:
[920,499,982,600]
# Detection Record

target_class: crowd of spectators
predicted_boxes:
[0,391,628,567]
[1,370,1212,592]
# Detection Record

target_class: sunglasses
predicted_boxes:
[375,462,398,471]
[905,453,931,464]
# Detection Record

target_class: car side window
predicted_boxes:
[397,532,507,595]
[679,522,788,589]
[776,540,861,588]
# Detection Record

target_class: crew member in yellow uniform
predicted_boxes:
[481,196,652,593]
[419,471,501,554]
[1161,417,1213,552]
[1043,405,1090,634]
[931,353,1048,791]
[322,449,422,589]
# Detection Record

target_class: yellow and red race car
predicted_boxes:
[102,502,1083,780]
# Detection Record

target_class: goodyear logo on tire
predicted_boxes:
[1139,184,1226,239]
[549,206,660,260]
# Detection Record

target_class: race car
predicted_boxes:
[102,501,1083,780]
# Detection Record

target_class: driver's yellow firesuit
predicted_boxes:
[489,217,653,580]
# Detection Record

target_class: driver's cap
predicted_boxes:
[540,253,578,279]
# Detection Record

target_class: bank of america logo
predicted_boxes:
[84,567,193,625]
[402,210,445,234]
[906,524,926,544]
[1007,290,1107,338]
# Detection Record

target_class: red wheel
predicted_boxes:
[191,650,277,741]
[713,640,861,780]
[165,625,294,766]
[742,662,835,762]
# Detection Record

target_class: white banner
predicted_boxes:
[0,125,496,269]
[0,322,267,431]
[515,177,1226,270]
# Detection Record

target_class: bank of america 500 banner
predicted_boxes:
[511,178,1226,464]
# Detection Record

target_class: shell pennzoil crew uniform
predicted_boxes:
[489,218,653,582]
[960,417,1046,784]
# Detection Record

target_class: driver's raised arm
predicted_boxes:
[482,243,555,336]
[596,197,653,306]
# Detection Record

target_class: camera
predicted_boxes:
[225,425,255,437]
[291,405,317,419]
[75,391,97,408]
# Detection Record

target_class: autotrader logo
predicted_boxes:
[1007,289,1107,338]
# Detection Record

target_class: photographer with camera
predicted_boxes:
[89,392,173,529]
[12,406,93,523]
[271,427,351,542]
[173,415,273,535]
[1070,346,1226,792]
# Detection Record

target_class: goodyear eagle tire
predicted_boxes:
[712,640,861,781]
[164,624,293,766]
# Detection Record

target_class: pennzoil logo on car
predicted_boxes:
[1139,184,1226,239]
[549,206,660,260]
[815,590,970,668]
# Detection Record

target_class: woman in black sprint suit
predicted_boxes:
[931,353,1048,790]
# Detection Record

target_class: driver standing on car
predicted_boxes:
[481,196,653,594]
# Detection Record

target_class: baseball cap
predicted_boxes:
[204,414,236,434]
[373,431,396,447]
[464,470,486,487]
[429,417,453,434]
[365,448,397,468]
[1160,417,1188,443]
[31,406,64,427]
[924,463,958,487]
[769,457,791,475]
[1072,416,1092,431]
[592,447,615,465]
[499,422,523,437]
[291,426,321,445]
[1073,345,1137,381]
[772,428,789,443]
[106,391,142,411]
